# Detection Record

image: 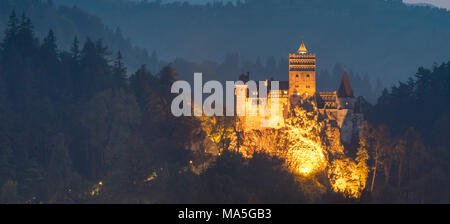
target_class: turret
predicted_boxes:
[289,41,316,102]
[337,72,354,109]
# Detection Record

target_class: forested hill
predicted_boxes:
[53,0,450,86]
[0,7,448,204]
[0,0,162,72]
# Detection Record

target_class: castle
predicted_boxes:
[236,41,364,143]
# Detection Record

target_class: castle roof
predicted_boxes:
[337,72,354,98]
[298,41,308,54]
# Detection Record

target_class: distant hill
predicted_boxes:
[0,0,162,73]
[126,0,232,4]
[405,2,438,9]
[51,0,450,87]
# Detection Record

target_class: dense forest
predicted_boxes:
[0,0,163,73]
[0,11,448,203]
[52,0,450,87]
[0,0,382,101]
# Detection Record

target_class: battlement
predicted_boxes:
[289,42,317,98]
[289,53,316,59]
[236,41,362,145]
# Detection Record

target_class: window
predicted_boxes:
[306,85,310,88]
[307,74,310,77]
[296,74,299,78]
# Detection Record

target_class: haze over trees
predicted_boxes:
[53,0,450,87]
[0,11,448,203]
[0,0,163,72]
[1,0,383,101]
[0,0,449,203]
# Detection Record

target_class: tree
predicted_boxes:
[80,89,141,179]
[79,38,114,99]
[70,36,81,63]
[0,75,14,186]
[327,129,369,199]
[46,133,73,202]
[42,29,57,56]
[40,29,61,99]
[1,11,19,52]
[129,64,161,114]
[113,51,127,89]
[0,180,19,203]
[364,124,392,192]
[199,115,235,154]
[17,13,37,54]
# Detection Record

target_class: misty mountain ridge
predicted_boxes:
[0,0,163,73]
[51,0,450,89]
[405,2,439,8]
[131,0,444,9]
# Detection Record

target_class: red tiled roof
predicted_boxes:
[337,72,354,98]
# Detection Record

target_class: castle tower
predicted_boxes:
[289,41,316,100]
[337,72,354,98]
[337,72,355,109]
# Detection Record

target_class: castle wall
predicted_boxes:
[238,89,289,131]
[236,42,364,145]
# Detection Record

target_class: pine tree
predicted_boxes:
[42,30,58,56]
[129,64,155,110]
[1,11,19,51]
[40,30,60,98]
[68,37,81,100]
[113,51,127,89]
[17,14,37,55]
[70,36,81,62]
[79,38,114,98]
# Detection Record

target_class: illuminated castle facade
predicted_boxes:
[237,41,364,143]
[289,41,317,98]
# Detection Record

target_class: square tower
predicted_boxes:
[289,41,316,99]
